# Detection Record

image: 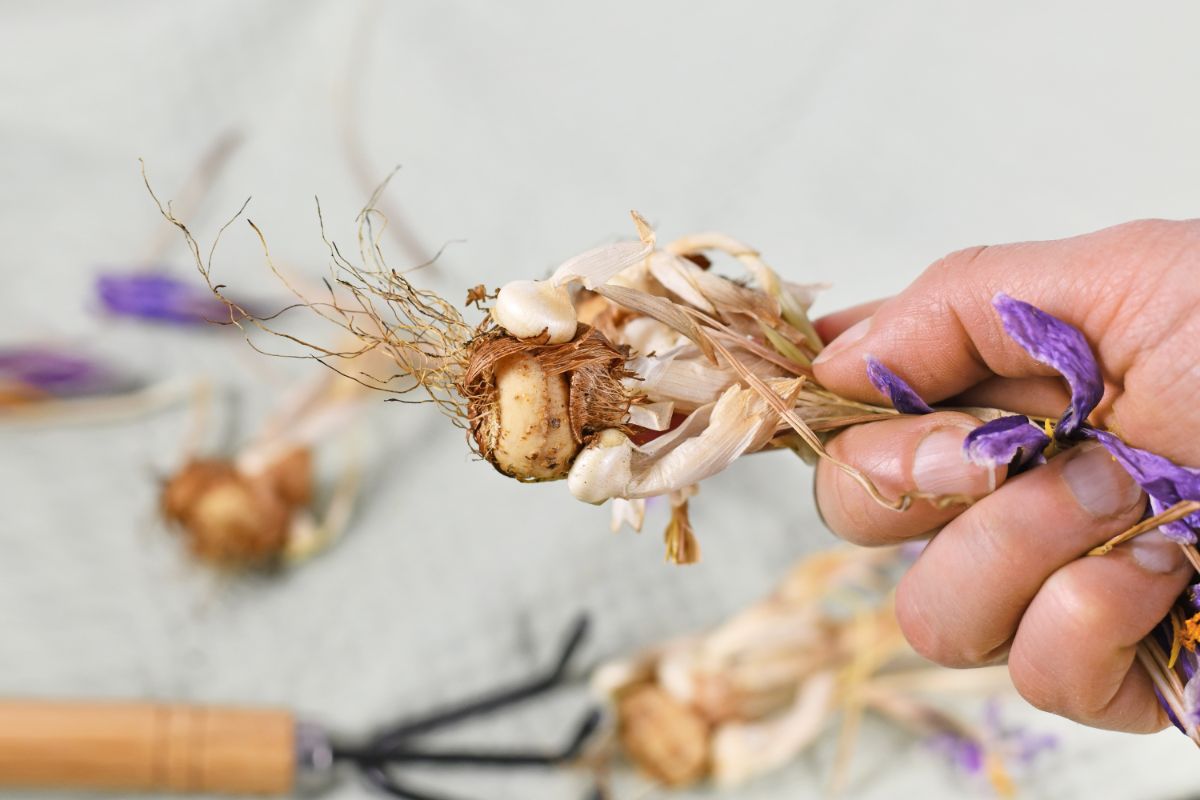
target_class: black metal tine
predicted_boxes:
[353,708,602,768]
[362,765,470,800]
[366,615,590,750]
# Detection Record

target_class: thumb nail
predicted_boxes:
[813,317,871,365]
[1129,529,1187,575]
[913,425,998,497]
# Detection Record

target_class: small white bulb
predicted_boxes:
[492,279,578,343]
[568,429,634,504]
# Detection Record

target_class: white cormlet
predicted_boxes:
[567,429,634,504]
[492,279,578,343]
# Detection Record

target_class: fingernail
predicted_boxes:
[813,317,871,365]
[913,425,996,497]
[1129,530,1186,574]
[1061,442,1143,518]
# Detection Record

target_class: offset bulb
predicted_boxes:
[568,428,634,504]
[492,279,578,343]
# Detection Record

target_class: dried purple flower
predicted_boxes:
[1157,686,1185,733]
[928,699,1054,785]
[1084,429,1200,544]
[992,294,1103,438]
[963,415,1051,470]
[865,356,934,415]
[96,271,241,325]
[929,732,984,774]
[0,346,121,397]
[1183,673,1200,737]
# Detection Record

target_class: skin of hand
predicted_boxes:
[810,218,1200,733]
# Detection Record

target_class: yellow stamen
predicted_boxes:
[1041,418,1058,459]
[984,752,1015,798]
[1172,611,1200,668]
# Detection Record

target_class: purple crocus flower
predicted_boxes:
[992,294,1103,438]
[0,346,122,397]
[928,699,1055,784]
[958,293,1103,470]
[96,271,240,325]
[865,355,934,414]
[863,295,1200,542]
[963,414,1051,470]
[1183,673,1200,737]
[1083,429,1200,544]
[957,294,1200,543]
[929,732,984,774]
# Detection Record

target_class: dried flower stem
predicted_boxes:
[1087,501,1200,556]
[1137,641,1190,735]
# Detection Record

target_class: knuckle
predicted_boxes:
[1008,645,1063,715]
[895,578,968,667]
[817,437,890,546]
[928,245,991,279]
[896,569,1009,669]
[1107,217,1177,243]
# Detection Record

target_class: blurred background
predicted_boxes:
[2,2,1200,798]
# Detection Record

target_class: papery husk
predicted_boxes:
[595,546,1023,790]
[615,684,711,787]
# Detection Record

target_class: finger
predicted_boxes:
[949,375,1072,420]
[811,220,1195,406]
[814,298,889,343]
[815,412,1005,546]
[1007,531,1192,732]
[895,442,1146,668]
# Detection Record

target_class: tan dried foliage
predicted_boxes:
[617,684,711,787]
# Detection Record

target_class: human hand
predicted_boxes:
[811,219,1200,732]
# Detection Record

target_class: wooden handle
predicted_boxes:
[0,699,295,795]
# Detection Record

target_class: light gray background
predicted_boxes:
[2,2,1199,798]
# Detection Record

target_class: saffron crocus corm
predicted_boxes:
[96,271,243,324]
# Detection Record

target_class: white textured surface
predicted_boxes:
[2,2,1200,798]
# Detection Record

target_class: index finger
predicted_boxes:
[809,220,1191,406]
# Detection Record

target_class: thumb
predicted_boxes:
[810,220,1184,407]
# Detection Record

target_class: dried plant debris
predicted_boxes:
[591,547,1051,794]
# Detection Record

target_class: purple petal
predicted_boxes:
[1183,672,1200,737]
[1156,686,1185,733]
[96,271,241,325]
[963,415,1051,469]
[0,346,122,397]
[1189,583,1200,612]
[993,294,1103,438]
[865,356,934,414]
[1085,429,1200,543]
[928,733,984,774]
